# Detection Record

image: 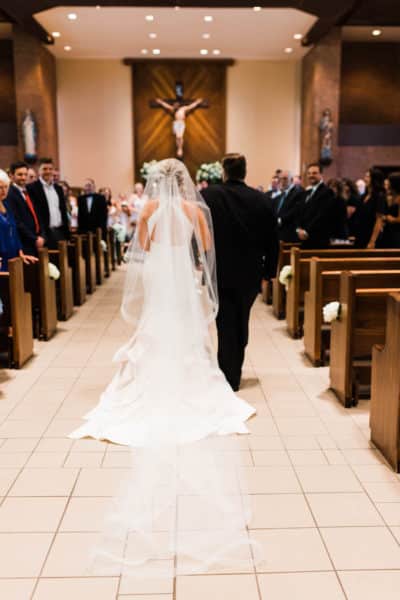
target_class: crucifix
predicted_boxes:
[150,81,209,158]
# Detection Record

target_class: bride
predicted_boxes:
[70,159,259,577]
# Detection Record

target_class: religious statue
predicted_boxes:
[151,82,208,158]
[22,109,38,164]
[319,108,334,166]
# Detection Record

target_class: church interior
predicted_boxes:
[1,1,400,599]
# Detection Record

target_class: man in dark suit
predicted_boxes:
[294,163,336,249]
[202,154,278,391]
[6,161,45,256]
[78,179,108,240]
[27,157,70,249]
[273,170,304,242]
[264,175,281,210]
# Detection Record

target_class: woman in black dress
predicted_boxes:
[380,172,400,248]
[327,178,347,240]
[341,178,362,240]
[356,168,387,248]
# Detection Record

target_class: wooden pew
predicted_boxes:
[68,236,86,306]
[304,257,400,366]
[48,241,74,321]
[0,258,33,368]
[23,248,58,341]
[329,270,400,408]
[106,228,115,273]
[370,293,400,472]
[286,248,400,338]
[272,242,300,318]
[78,233,96,294]
[94,228,105,286]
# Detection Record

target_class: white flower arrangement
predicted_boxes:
[0,297,3,316]
[279,265,293,290]
[100,240,108,252]
[48,262,60,280]
[196,161,223,184]
[140,160,158,181]
[323,301,341,323]
[112,223,126,243]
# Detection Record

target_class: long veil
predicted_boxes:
[89,159,261,580]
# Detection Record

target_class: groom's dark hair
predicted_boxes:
[222,153,247,181]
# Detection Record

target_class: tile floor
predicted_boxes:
[0,269,400,599]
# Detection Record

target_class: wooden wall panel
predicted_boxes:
[130,60,229,179]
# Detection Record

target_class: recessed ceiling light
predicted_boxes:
[52,31,61,38]
[149,33,157,39]
[152,48,161,55]
[174,5,180,10]
[141,48,149,54]
[64,45,72,51]
[67,13,77,21]
[145,15,154,22]
[200,49,209,55]
[95,5,101,9]
[372,29,382,37]
[202,33,211,39]
[253,6,262,11]
[204,16,213,22]
[293,33,303,40]
[213,49,221,55]
[284,47,294,53]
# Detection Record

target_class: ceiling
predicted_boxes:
[35,6,316,60]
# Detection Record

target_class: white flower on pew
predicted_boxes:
[100,240,108,252]
[48,262,60,281]
[0,297,3,316]
[323,301,341,323]
[279,265,293,290]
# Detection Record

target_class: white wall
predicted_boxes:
[227,60,301,187]
[57,59,134,193]
[56,58,301,192]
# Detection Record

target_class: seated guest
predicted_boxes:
[78,178,108,240]
[356,168,387,248]
[294,163,336,249]
[341,178,362,239]
[380,172,400,248]
[27,158,70,249]
[6,161,45,256]
[274,170,304,242]
[0,170,38,271]
[99,187,113,208]
[327,178,347,240]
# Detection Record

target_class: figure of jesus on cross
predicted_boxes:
[151,82,208,158]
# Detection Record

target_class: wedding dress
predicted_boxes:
[69,159,260,578]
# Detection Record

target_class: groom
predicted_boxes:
[202,154,278,391]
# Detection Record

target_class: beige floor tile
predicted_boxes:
[42,532,121,576]
[102,451,133,468]
[342,448,386,465]
[64,452,104,468]
[176,574,259,600]
[339,570,400,600]
[295,465,362,493]
[0,578,36,600]
[42,419,83,437]
[362,481,400,502]
[258,572,345,600]
[33,577,119,600]
[0,419,49,438]
[0,452,30,467]
[0,469,19,495]
[391,526,400,543]
[376,502,400,525]
[241,466,300,494]
[307,493,384,526]
[73,468,129,496]
[323,449,347,464]
[72,438,108,452]
[282,435,320,450]
[119,570,174,595]
[26,452,68,468]
[288,449,328,465]
[351,464,398,483]
[321,526,400,570]
[9,468,79,496]
[36,438,74,452]
[250,494,314,529]
[251,450,290,466]
[60,497,111,531]
[0,532,52,576]
[246,416,278,436]
[253,528,332,572]
[0,438,38,452]
[0,497,67,531]
[275,417,328,436]
[248,436,284,450]
[118,596,172,600]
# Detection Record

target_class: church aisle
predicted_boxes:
[0,271,400,600]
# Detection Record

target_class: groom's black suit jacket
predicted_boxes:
[78,193,108,240]
[201,180,278,289]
